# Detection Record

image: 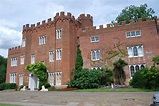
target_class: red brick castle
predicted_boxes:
[6,12,159,90]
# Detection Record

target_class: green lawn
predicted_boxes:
[0,104,22,106]
[74,87,154,92]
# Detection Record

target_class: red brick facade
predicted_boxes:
[6,12,159,88]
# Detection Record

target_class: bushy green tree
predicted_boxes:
[115,3,155,24]
[130,67,159,90]
[113,58,128,85]
[75,45,83,71]
[26,62,49,90]
[0,55,7,84]
[68,68,101,89]
[99,68,113,86]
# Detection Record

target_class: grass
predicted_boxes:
[0,104,22,106]
[74,87,154,92]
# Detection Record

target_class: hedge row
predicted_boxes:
[0,83,17,90]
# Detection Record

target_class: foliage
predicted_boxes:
[0,83,16,90]
[113,58,128,85]
[99,68,113,86]
[115,3,155,24]
[152,55,159,66]
[75,45,83,71]
[26,62,49,90]
[130,67,159,90]
[0,55,7,84]
[48,86,55,91]
[68,68,101,89]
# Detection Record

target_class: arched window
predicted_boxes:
[133,46,138,56]
[140,65,145,69]
[130,65,135,77]
[135,65,140,71]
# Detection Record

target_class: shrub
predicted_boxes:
[130,67,159,90]
[99,68,113,86]
[0,83,16,90]
[48,86,55,91]
[68,68,101,89]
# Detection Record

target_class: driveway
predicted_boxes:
[0,91,155,106]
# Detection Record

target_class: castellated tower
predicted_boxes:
[6,12,83,90]
[77,14,93,29]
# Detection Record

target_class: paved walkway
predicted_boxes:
[0,91,155,106]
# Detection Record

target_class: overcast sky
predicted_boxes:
[0,0,159,58]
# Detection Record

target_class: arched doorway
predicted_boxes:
[29,72,39,90]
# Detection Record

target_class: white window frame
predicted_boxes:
[31,54,35,64]
[56,48,62,60]
[11,57,18,66]
[91,50,100,61]
[19,74,24,86]
[90,36,99,42]
[21,38,26,47]
[49,51,54,62]
[10,73,16,83]
[39,35,46,45]
[56,28,62,39]
[127,45,144,58]
[55,72,62,85]
[20,55,25,65]
[126,30,141,38]
[129,64,146,78]
[48,72,54,86]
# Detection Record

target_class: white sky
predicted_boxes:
[0,0,159,58]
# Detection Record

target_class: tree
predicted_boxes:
[0,55,7,84]
[152,55,159,67]
[75,45,83,71]
[113,58,128,85]
[26,62,50,90]
[115,3,155,24]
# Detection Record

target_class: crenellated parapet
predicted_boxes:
[81,16,158,34]
[23,17,53,31]
[54,11,76,23]
[23,11,78,32]
[8,46,22,55]
[77,14,93,22]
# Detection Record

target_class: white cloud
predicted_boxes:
[0,26,22,57]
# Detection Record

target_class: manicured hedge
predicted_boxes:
[0,83,17,90]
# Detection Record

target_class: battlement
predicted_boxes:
[23,11,77,31]
[77,14,93,22]
[83,16,157,32]
[54,11,75,21]
[9,46,21,51]
[23,17,53,30]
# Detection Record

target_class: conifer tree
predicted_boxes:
[75,45,83,71]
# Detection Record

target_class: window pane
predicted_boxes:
[138,46,143,56]
[130,66,135,77]
[128,47,133,57]
[141,65,145,69]
[131,31,135,36]
[136,31,141,36]
[126,32,131,37]
[135,65,140,71]
[133,46,138,56]
[96,50,100,60]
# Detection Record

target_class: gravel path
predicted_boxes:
[0,91,155,106]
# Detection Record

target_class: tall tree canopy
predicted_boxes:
[0,55,7,84]
[75,45,83,71]
[115,3,155,24]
